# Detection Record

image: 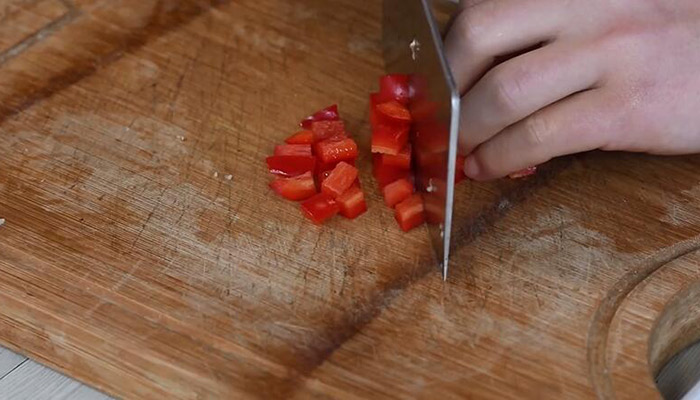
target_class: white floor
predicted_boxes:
[0,347,109,400]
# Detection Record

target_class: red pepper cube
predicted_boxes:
[314,137,359,164]
[321,161,359,199]
[274,144,312,157]
[373,154,411,189]
[413,120,449,153]
[336,185,367,219]
[317,169,332,188]
[285,130,314,145]
[266,155,315,177]
[311,120,346,142]
[269,171,317,201]
[316,159,355,189]
[371,123,409,155]
[381,144,411,170]
[301,193,340,225]
[382,178,414,208]
[378,74,410,105]
[509,166,537,179]
[394,194,426,232]
[376,101,412,125]
[423,192,446,224]
[316,159,355,175]
[300,105,340,129]
[409,98,439,121]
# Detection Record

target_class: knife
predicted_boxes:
[383,0,461,279]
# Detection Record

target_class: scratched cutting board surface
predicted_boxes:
[2,0,700,399]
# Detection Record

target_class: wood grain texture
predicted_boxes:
[1,0,700,398]
[0,359,110,400]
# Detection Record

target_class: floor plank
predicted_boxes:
[0,359,111,400]
[0,347,26,379]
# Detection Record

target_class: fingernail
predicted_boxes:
[464,155,480,179]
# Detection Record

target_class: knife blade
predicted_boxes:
[383,0,461,279]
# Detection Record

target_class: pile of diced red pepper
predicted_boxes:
[266,74,538,229]
[368,74,427,232]
[266,105,368,224]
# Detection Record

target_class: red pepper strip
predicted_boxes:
[321,161,359,199]
[266,155,315,177]
[269,171,317,201]
[336,184,367,219]
[314,137,358,164]
[285,130,314,145]
[300,104,340,129]
[301,193,339,224]
[371,123,409,155]
[382,178,414,208]
[381,144,411,170]
[373,155,411,189]
[509,166,537,179]
[376,101,412,124]
[311,120,346,142]
[274,144,312,157]
[378,74,410,105]
[394,194,426,232]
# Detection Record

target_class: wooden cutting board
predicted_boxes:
[2,0,700,398]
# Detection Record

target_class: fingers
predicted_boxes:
[464,90,620,180]
[458,41,605,154]
[445,0,566,94]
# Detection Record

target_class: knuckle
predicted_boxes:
[454,8,489,54]
[488,67,526,115]
[524,114,552,147]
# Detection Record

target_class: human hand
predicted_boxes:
[445,0,700,180]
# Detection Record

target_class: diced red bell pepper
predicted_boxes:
[376,101,412,124]
[300,105,340,129]
[316,159,355,175]
[382,178,414,208]
[285,130,314,144]
[510,166,537,179]
[311,120,346,142]
[336,184,367,219]
[378,74,410,105]
[414,147,447,180]
[409,98,438,122]
[373,155,411,189]
[423,192,445,224]
[269,171,317,201]
[321,161,359,199]
[455,155,467,184]
[266,155,315,177]
[317,169,332,187]
[314,137,359,164]
[381,144,411,169]
[413,121,449,153]
[395,194,425,232]
[274,144,312,157]
[301,193,339,225]
[371,123,409,155]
